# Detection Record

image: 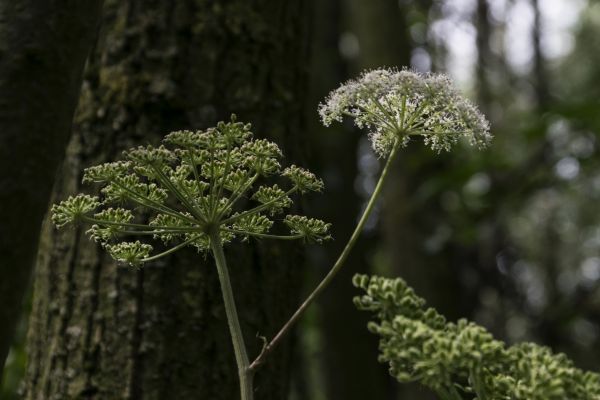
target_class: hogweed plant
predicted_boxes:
[320,68,600,399]
[55,68,592,399]
[248,68,493,370]
[51,116,331,400]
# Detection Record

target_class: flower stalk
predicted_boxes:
[252,67,491,371]
[209,230,254,400]
[249,139,401,371]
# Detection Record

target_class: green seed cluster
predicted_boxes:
[353,274,600,400]
[51,115,331,266]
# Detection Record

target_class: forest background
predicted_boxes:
[2,0,600,399]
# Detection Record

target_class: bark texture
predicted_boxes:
[0,0,103,372]
[24,1,310,399]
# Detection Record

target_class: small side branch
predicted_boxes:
[249,141,400,372]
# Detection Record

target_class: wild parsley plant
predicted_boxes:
[51,116,330,400]
[318,68,600,399]
[249,68,492,370]
[51,69,496,399]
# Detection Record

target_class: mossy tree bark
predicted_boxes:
[24,1,310,399]
[0,0,103,373]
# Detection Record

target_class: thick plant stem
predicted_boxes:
[249,142,400,371]
[209,231,254,400]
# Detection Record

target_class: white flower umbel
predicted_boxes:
[319,68,491,155]
[249,68,493,373]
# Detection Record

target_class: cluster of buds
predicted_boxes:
[52,115,331,266]
[353,274,600,399]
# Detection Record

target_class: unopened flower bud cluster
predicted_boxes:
[354,274,600,399]
[51,115,331,266]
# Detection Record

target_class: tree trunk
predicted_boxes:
[0,0,102,373]
[307,0,393,397]
[24,1,311,399]
[476,0,492,109]
[531,0,550,108]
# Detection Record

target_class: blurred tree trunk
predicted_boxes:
[476,0,492,109]
[532,0,549,108]
[306,0,394,398]
[349,1,471,399]
[316,1,414,399]
[24,1,310,399]
[0,0,102,373]
[346,0,412,67]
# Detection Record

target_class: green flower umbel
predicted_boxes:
[319,68,492,155]
[52,115,331,400]
[51,115,331,266]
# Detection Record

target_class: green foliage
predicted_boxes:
[353,274,600,400]
[51,115,331,266]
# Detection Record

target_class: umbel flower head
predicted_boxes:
[51,115,331,266]
[319,68,492,156]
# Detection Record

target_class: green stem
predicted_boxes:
[217,173,260,219]
[82,215,198,232]
[116,229,195,236]
[213,142,232,218]
[221,227,304,241]
[209,230,254,400]
[150,163,207,223]
[141,235,198,262]
[221,186,298,225]
[185,146,207,198]
[444,384,464,400]
[111,179,198,225]
[248,140,400,371]
[399,95,407,128]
